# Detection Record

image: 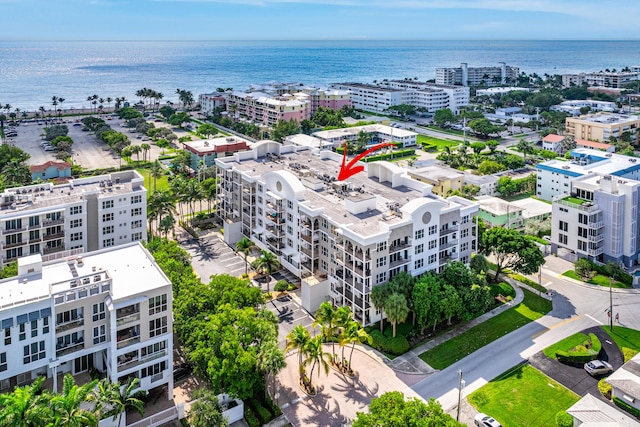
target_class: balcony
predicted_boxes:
[116,313,140,327]
[265,214,285,225]
[43,232,64,242]
[390,256,411,269]
[43,218,65,226]
[588,234,605,243]
[587,246,604,257]
[439,253,459,266]
[1,226,27,235]
[353,249,370,261]
[439,226,459,236]
[56,318,84,333]
[266,226,284,237]
[43,245,65,255]
[266,237,284,249]
[56,340,85,357]
[352,264,370,277]
[555,197,601,213]
[118,349,168,372]
[389,242,410,254]
[3,240,25,249]
[117,336,140,350]
[440,239,458,250]
[300,233,319,244]
[588,221,604,229]
[28,223,41,230]
[301,247,318,258]
[117,326,140,349]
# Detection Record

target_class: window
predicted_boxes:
[376,242,387,252]
[93,303,106,321]
[428,240,437,250]
[57,308,83,326]
[23,341,45,364]
[461,228,469,238]
[376,257,387,268]
[131,195,142,204]
[93,325,106,344]
[70,205,83,215]
[132,232,143,241]
[577,240,587,251]
[461,242,469,252]
[428,254,437,264]
[131,220,143,229]
[3,328,10,345]
[103,238,114,247]
[5,219,22,230]
[376,272,387,284]
[149,295,167,315]
[70,232,82,242]
[131,208,142,216]
[414,259,424,269]
[428,225,438,235]
[149,317,168,338]
[287,226,293,235]
[559,221,568,232]
[462,215,469,224]
[31,320,38,338]
[578,227,588,238]
[70,219,83,228]
[287,200,293,209]
[102,200,114,209]
[141,361,167,378]
[102,225,114,235]
[29,230,40,240]
[0,352,6,372]
[19,324,26,341]
[102,213,114,222]
[142,341,166,357]
[415,244,424,254]
[559,234,568,245]
[28,216,39,227]
[42,317,49,334]
[414,229,424,240]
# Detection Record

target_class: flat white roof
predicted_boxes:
[313,124,416,140]
[511,198,552,219]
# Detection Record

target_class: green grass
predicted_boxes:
[137,168,169,195]
[416,134,461,150]
[468,364,580,427]
[562,270,629,288]
[606,326,640,362]
[562,196,587,206]
[427,125,465,136]
[543,333,591,359]
[419,289,552,369]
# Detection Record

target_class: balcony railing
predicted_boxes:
[43,245,65,255]
[118,349,168,372]
[56,319,84,333]
[389,256,411,269]
[300,233,318,244]
[1,226,27,235]
[439,226,459,236]
[587,247,604,257]
[117,336,140,350]
[116,313,140,327]
[388,242,410,253]
[56,341,85,357]
[3,240,25,249]
[43,218,65,226]
[588,234,605,243]
[353,250,370,261]
[588,221,604,229]
[43,232,64,241]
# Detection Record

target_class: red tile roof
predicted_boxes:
[29,161,72,173]
[542,134,564,143]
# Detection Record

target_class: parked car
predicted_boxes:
[584,360,613,376]
[475,413,502,427]
[73,123,82,127]
[44,146,57,152]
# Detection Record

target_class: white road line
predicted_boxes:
[586,314,603,325]
[544,281,553,288]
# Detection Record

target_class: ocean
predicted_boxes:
[1,39,640,112]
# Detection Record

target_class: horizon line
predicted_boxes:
[2,38,640,42]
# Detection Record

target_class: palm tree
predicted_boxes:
[130,144,142,162]
[516,138,533,159]
[149,160,163,193]
[93,378,144,427]
[254,250,280,292]
[257,340,286,400]
[51,96,58,117]
[285,324,311,378]
[0,376,52,425]
[235,237,256,276]
[370,284,388,332]
[49,374,99,427]
[58,98,65,116]
[333,305,353,365]
[183,178,204,222]
[342,320,372,371]
[106,97,112,112]
[303,335,330,387]
[148,189,176,235]
[313,302,337,362]
[384,293,409,338]
[159,214,176,238]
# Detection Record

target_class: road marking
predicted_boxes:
[586,314,603,325]
[544,281,553,288]
[531,314,586,339]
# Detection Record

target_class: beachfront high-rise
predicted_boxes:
[0,170,147,266]
[0,242,173,399]
[214,142,478,326]
[436,62,519,87]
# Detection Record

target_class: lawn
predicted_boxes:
[137,168,169,195]
[606,326,640,362]
[419,289,552,369]
[543,332,591,359]
[416,134,461,150]
[468,364,580,427]
[562,270,629,288]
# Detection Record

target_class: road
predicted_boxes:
[411,266,640,412]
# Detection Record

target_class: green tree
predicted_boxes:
[387,104,416,118]
[253,250,280,291]
[353,392,465,427]
[469,118,505,138]
[197,123,219,138]
[159,105,175,120]
[486,139,499,153]
[516,138,534,159]
[271,119,301,142]
[0,376,52,426]
[168,112,191,127]
[384,293,409,338]
[469,141,486,155]
[187,390,229,427]
[94,377,145,427]
[434,108,456,128]
[575,258,593,279]
[257,339,286,400]
[300,119,314,134]
[477,159,504,175]
[302,335,330,386]
[313,301,338,361]
[235,237,256,276]
[483,227,546,281]
[370,284,389,332]
[341,320,372,371]
[49,374,99,427]
[286,324,311,378]
[149,160,163,192]
[496,175,518,197]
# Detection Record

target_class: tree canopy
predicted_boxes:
[482,227,545,280]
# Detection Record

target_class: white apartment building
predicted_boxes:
[550,99,617,116]
[0,242,173,399]
[312,124,417,148]
[436,62,519,87]
[561,70,640,89]
[330,81,469,114]
[536,148,640,201]
[476,87,532,97]
[551,174,640,268]
[0,170,147,267]
[215,142,478,326]
[199,93,227,116]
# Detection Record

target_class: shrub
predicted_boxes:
[369,330,410,355]
[613,396,640,419]
[556,411,573,427]
[362,148,415,162]
[489,282,515,298]
[244,406,260,427]
[575,258,593,279]
[274,280,289,292]
[251,401,272,425]
[556,333,601,363]
[598,378,612,399]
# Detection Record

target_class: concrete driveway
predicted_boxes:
[528,326,624,401]
[266,293,316,349]
[180,234,246,283]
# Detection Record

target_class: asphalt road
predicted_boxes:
[266,293,316,349]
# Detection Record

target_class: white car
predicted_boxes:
[584,360,613,376]
[475,413,502,427]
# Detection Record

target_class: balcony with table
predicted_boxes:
[117,325,140,350]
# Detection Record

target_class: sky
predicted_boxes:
[0,0,638,40]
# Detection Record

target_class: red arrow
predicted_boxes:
[337,142,395,181]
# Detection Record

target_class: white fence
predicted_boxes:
[128,404,183,427]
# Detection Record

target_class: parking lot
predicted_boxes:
[266,293,317,349]
[180,234,247,283]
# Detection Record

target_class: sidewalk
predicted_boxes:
[386,285,525,375]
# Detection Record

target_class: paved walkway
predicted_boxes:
[387,283,525,375]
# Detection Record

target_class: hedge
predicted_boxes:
[598,378,612,399]
[556,411,573,427]
[613,396,640,419]
[556,333,601,363]
[369,329,410,355]
[250,401,272,425]
[363,148,415,162]
[244,406,260,427]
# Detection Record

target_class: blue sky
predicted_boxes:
[0,0,638,40]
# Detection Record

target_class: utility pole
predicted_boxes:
[610,277,613,332]
[457,369,465,422]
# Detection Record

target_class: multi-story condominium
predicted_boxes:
[226,91,311,127]
[331,81,469,114]
[561,70,640,89]
[565,113,640,143]
[476,87,532,97]
[0,170,147,266]
[182,136,251,172]
[0,242,173,399]
[542,134,614,154]
[550,99,618,116]
[246,82,352,113]
[550,173,640,268]
[198,93,227,116]
[215,142,478,325]
[312,124,417,148]
[536,148,640,201]
[436,62,519,87]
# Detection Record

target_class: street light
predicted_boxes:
[609,277,613,332]
[457,369,465,421]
